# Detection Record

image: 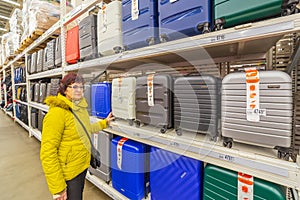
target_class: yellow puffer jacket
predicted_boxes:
[40,94,107,195]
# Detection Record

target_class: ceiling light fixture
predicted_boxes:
[0,15,10,20]
[0,27,7,31]
[1,0,20,7]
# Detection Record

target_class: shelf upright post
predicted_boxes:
[11,63,16,120]
[60,0,67,77]
[3,67,7,107]
[25,53,32,137]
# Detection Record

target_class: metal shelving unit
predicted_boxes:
[1,1,300,199]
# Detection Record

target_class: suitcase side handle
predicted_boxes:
[286,36,300,74]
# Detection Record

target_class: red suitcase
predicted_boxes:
[66,26,80,64]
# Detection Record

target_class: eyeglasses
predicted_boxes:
[68,85,84,90]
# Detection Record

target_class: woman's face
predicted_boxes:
[64,83,84,101]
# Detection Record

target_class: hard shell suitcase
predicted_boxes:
[174,75,221,139]
[111,137,149,200]
[213,0,297,30]
[45,39,56,70]
[89,129,112,182]
[159,0,212,42]
[26,54,32,74]
[38,110,46,132]
[79,15,98,61]
[112,77,136,124]
[98,1,123,56]
[150,146,203,200]
[84,85,91,114]
[66,26,80,64]
[54,35,62,67]
[46,83,51,97]
[39,83,47,104]
[31,108,38,129]
[36,49,44,73]
[222,70,293,158]
[30,52,37,74]
[203,164,286,200]
[122,0,159,50]
[33,83,40,102]
[50,78,60,96]
[136,74,173,133]
[91,83,111,118]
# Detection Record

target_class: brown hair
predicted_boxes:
[58,72,85,95]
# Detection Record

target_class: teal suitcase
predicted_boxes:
[214,0,299,30]
[203,164,286,200]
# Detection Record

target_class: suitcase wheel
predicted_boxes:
[146,37,156,46]
[135,120,141,127]
[160,34,168,43]
[175,129,182,136]
[160,126,167,134]
[128,119,134,126]
[113,46,123,54]
[223,137,233,148]
[282,1,300,16]
[197,22,210,34]
[277,148,290,161]
[214,18,225,31]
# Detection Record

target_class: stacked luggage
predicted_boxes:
[91,83,111,118]
[66,26,80,64]
[44,39,56,70]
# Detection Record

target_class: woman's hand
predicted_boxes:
[106,112,115,125]
[53,189,67,200]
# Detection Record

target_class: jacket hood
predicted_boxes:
[44,93,88,111]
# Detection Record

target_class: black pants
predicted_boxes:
[66,169,87,200]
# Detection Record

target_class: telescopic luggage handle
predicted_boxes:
[285,36,300,74]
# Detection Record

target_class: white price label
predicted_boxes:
[238,172,253,200]
[131,0,139,20]
[147,74,154,107]
[117,138,128,170]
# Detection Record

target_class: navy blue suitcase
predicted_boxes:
[122,0,159,50]
[111,137,150,200]
[159,0,212,42]
[150,146,203,200]
[91,83,111,118]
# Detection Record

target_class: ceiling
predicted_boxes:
[0,0,22,38]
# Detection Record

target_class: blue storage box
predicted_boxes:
[159,0,212,42]
[91,83,111,118]
[150,146,203,200]
[122,0,159,50]
[111,137,150,200]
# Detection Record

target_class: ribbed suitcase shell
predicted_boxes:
[150,146,203,200]
[214,0,283,29]
[89,130,112,182]
[30,52,37,74]
[79,15,98,61]
[203,164,286,200]
[33,83,40,102]
[159,0,212,42]
[46,83,51,97]
[39,83,47,104]
[31,109,38,129]
[66,26,80,64]
[26,54,31,74]
[45,39,56,70]
[136,74,173,132]
[112,77,136,123]
[54,35,62,67]
[36,49,44,73]
[111,137,149,200]
[222,71,293,148]
[50,78,60,96]
[38,110,46,132]
[122,0,159,50]
[91,83,111,118]
[98,1,123,56]
[174,75,221,138]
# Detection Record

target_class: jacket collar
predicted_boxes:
[44,93,88,111]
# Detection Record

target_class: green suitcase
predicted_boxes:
[203,164,286,200]
[214,0,299,30]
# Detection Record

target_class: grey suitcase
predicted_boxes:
[79,15,98,61]
[36,49,44,73]
[54,35,62,67]
[39,83,47,104]
[84,84,91,114]
[174,75,221,139]
[136,74,173,133]
[222,70,292,158]
[33,83,40,102]
[26,54,32,74]
[46,83,51,97]
[89,130,112,182]
[50,78,60,96]
[30,52,37,74]
[38,110,46,132]
[31,108,38,129]
[44,39,56,70]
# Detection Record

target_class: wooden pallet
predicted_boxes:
[3,55,15,65]
[17,29,45,52]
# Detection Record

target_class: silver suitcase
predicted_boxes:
[97,1,123,56]
[36,49,44,73]
[222,70,292,159]
[112,77,136,125]
[88,117,112,182]
[33,83,40,102]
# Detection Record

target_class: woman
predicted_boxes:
[40,73,114,200]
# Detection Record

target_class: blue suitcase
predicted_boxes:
[159,0,212,42]
[111,137,149,200]
[122,0,159,50]
[150,146,203,200]
[91,83,111,118]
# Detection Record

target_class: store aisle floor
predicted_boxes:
[0,111,112,200]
